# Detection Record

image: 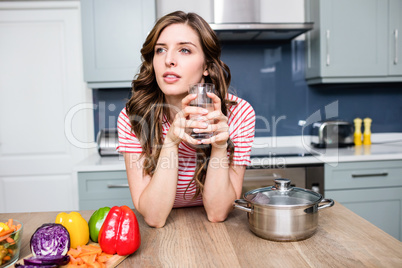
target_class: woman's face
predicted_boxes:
[153,23,209,99]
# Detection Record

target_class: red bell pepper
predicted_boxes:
[98,205,141,256]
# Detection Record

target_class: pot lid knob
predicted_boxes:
[274,178,291,191]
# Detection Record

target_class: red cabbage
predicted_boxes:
[15,264,57,268]
[30,223,70,257]
[24,255,70,266]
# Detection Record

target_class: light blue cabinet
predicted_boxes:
[81,0,156,88]
[305,0,402,84]
[78,170,133,210]
[324,160,402,241]
[389,0,402,76]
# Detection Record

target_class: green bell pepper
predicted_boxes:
[88,207,110,243]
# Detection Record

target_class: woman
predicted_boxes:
[117,11,255,228]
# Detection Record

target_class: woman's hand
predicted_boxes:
[165,93,210,147]
[195,92,229,148]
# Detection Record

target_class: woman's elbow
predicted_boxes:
[144,217,166,228]
[207,213,228,223]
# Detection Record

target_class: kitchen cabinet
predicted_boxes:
[389,0,402,75]
[0,1,93,213]
[78,170,133,210]
[305,0,402,84]
[324,160,402,241]
[81,0,156,88]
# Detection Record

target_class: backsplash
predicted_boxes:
[92,40,402,139]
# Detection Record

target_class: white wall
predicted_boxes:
[260,0,304,23]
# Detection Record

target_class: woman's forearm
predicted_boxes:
[135,141,179,227]
[202,145,237,222]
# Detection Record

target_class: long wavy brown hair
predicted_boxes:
[126,11,235,199]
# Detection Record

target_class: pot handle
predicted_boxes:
[318,198,335,210]
[233,199,253,214]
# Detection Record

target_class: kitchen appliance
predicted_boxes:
[244,165,324,196]
[246,146,324,194]
[234,178,334,241]
[97,128,119,156]
[311,120,354,148]
[156,0,313,41]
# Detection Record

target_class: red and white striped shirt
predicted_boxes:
[117,94,255,208]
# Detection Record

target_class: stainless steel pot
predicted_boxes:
[234,178,334,241]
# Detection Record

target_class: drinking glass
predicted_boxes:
[188,83,216,140]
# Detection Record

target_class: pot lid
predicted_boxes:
[244,178,322,207]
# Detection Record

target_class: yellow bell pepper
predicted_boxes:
[55,212,89,249]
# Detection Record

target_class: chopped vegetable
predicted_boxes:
[0,222,10,233]
[0,218,22,266]
[24,255,70,266]
[0,245,8,265]
[66,244,113,267]
[0,229,14,241]
[30,223,70,257]
[6,236,14,244]
[55,212,89,249]
[88,207,110,243]
[98,205,141,256]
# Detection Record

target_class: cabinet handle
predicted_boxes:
[107,184,129,188]
[394,29,399,65]
[244,173,281,181]
[307,32,311,68]
[264,173,281,179]
[326,30,330,66]
[351,172,388,178]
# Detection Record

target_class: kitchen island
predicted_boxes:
[6,202,402,267]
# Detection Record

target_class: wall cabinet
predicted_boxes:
[324,160,402,241]
[78,171,133,210]
[305,0,402,84]
[81,0,156,88]
[389,0,402,76]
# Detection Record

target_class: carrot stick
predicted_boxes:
[6,237,14,244]
[68,247,82,258]
[69,255,79,265]
[97,255,111,263]
[0,229,14,240]
[3,255,11,261]
[6,219,13,228]
[0,236,10,242]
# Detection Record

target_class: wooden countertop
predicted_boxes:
[5,202,402,267]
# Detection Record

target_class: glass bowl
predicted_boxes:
[0,219,23,268]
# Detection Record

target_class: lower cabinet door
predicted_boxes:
[326,187,402,241]
[78,171,133,210]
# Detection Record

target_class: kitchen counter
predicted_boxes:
[5,202,402,267]
[75,133,402,172]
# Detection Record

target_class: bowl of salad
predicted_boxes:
[0,219,23,267]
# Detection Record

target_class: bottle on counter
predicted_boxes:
[353,118,362,146]
[363,117,372,145]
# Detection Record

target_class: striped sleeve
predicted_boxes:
[116,108,143,154]
[227,94,256,166]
